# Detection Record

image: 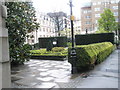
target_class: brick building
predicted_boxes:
[81,0,119,34]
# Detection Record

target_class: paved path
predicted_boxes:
[11,49,119,88]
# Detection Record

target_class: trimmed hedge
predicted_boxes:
[68,42,114,71]
[30,47,68,60]
[75,33,114,45]
[39,36,67,48]
[30,47,68,57]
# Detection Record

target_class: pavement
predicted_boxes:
[11,49,119,89]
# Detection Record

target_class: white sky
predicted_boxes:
[32,0,91,18]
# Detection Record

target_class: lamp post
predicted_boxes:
[69,0,74,48]
[69,0,77,74]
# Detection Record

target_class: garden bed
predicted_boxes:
[30,47,68,61]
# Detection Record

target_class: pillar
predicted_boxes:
[0,0,11,89]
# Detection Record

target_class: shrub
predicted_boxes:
[67,42,72,47]
[75,33,114,45]
[52,47,65,52]
[46,40,53,51]
[30,49,46,54]
[39,36,67,48]
[68,42,114,71]
[30,48,68,57]
[11,44,31,66]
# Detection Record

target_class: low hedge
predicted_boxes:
[68,42,114,71]
[30,47,68,57]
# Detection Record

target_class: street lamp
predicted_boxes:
[53,38,57,47]
[69,0,77,74]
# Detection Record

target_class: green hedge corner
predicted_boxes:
[68,42,115,71]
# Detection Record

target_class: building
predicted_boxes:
[81,0,119,34]
[26,12,56,45]
[55,16,81,38]
[26,11,82,45]
[47,11,68,36]
[81,3,92,34]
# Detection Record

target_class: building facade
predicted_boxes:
[81,0,119,34]
[26,12,56,44]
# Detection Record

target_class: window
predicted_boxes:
[47,28,49,32]
[98,2,101,5]
[83,10,87,13]
[95,14,100,17]
[93,2,96,5]
[83,10,91,14]
[86,21,91,24]
[86,16,91,19]
[95,20,98,24]
[114,12,118,16]
[43,28,45,32]
[88,10,91,13]
[32,40,34,43]
[95,27,98,31]
[89,27,92,31]
[95,8,100,11]
[40,35,42,37]
[115,18,118,22]
[39,29,41,31]
[113,6,118,10]
[111,0,116,4]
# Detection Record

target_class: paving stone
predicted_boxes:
[34,82,56,88]
[36,77,54,82]
[47,70,59,74]
[38,68,49,72]
[11,75,24,82]
[39,72,50,76]
[44,65,52,68]
[14,78,39,86]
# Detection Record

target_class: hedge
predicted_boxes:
[30,47,68,57]
[75,33,114,45]
[68,42,114,71]
[39,36,67,48]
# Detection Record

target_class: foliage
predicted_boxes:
[98,8,117,32]
[5,2,39,65]
[60,28,71,37]
[67,42,72,47]
[30,48,68,57]
[52,47,65,52]
[75,33,114,45]
[47,12,67,36]
[68,42,114,71]
[46,40,53,51]
[39,36,67,48]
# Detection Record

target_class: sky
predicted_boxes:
[32,0,91,18]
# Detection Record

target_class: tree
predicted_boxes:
[47,12,67,36]
[98,8,117,32]
[5,2,39,65]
